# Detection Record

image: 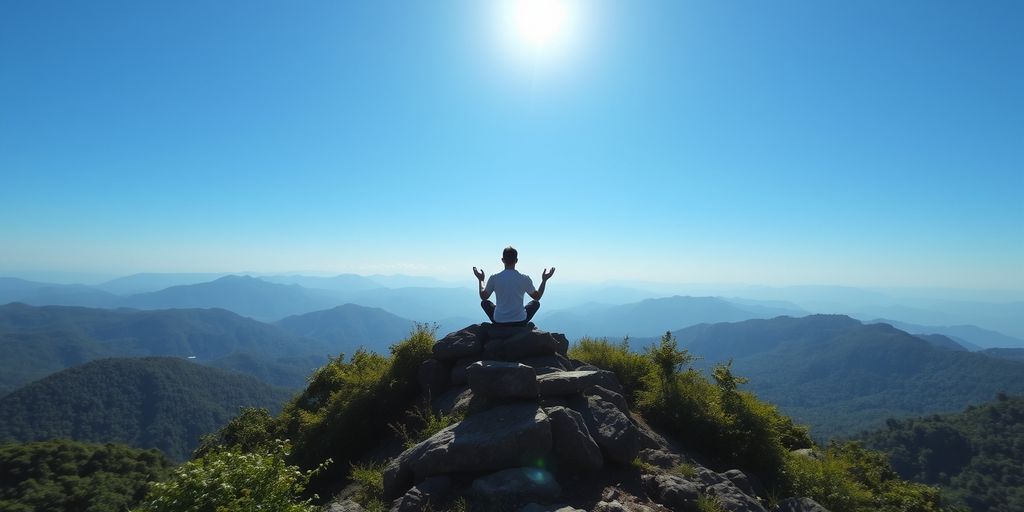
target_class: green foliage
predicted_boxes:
[568,336,656,403]
[390,401,463,449]
[782,442,944,512]
[136,441,327,512]
[696,495,727,512]
[349,461,387,512]
[0,357,290,461]
[0,439,172,512]
[277,324,435,490]
[860,395,1024,511]
[194,407,283,458]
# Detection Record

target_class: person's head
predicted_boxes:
[502,246,518,268]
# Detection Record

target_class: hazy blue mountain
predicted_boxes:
[537,295,805,340]
[207,352,326,389]
[366,274,460,288]
[275,304,416,356]
[853,301,1024,341]
[0,303,326,393]
[979,348,1024,362]
[871,318,1024,349]
[261,274,383,293]
[914,333,969,351]
[0,357,290,460]
[0,277,119,307]
[673,315,1024,440]
[97,272,228,295]
[118,275,341,321]
[344,286,477,322]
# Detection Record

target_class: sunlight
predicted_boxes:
[495,0,580,65]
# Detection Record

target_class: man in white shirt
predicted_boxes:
[473,246,555,324]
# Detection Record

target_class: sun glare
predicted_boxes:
[496,0,580,65]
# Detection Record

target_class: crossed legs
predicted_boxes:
[481,299,540,323]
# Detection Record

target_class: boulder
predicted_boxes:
[467,361,539,399]
[519,354,574,374]
[545,406,603,471]
[520,504,586,512]
[433,325,485,361]
[723,469,764,501]
[431,386,471,416]
[642,473,701,511]
[449,356,478,386]
[417,359,450,398]
[571,392,640,464]
[486,322,534,340]
[390,475,451,512]
[635,418,669,450]
[484,329,570,360]
[327,499,366,512]
[585,385,629,413]
[472,467,561,502]
[773,497,830,512]
[638,448,682,470]
[383,403,552,499]
[705,482,766,512]
[593,501,629,512]
[694,466,729,489]
[537,370,622,396]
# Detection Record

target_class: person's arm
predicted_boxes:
[474,267,491,300]
[528,267,555,300]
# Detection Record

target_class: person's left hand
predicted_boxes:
[473,267,485,282]
[542,267,556,281]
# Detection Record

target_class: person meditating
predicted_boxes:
[473,246,555,324]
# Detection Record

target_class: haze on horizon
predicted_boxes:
[2,1,1021,291]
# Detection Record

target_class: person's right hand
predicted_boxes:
[542,267,556,281]
[473,267,485,282]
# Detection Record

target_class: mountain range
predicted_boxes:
[673,315,1024,440]
[0,357,290,460]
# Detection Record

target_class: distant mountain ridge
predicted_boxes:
[538,295,806,340]
[673,315,1024,440]
[0,357,290,460]
[275,303,415,356]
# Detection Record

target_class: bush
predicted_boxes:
[136,441,327,512]
[782,442,944,512]
[569,337,656,403]
[277,324,435,490]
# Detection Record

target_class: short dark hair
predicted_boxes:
[502,246,518,262]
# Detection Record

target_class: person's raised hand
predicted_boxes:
[542,267,556,281]
[473,267,485,282]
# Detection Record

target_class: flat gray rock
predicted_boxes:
[537,370,621,396]
[383,403,552,498]
[433,325,485,361]
[484,329,570,360]
[706,482,767,512]
[467,360,539,399]
[642,473,701,510]
[573,392,640,464]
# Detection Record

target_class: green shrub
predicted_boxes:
[194,406,282,458]
[135,441,328,512]
[277,324,435,490]
[349,461,387,512]
[569,336,656,403]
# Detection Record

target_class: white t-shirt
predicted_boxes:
[484,269,537,322]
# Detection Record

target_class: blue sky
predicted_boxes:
[1,1,1021,288]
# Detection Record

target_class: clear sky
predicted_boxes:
[1,1,1022,288]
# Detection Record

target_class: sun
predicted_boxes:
[496,0,579,64]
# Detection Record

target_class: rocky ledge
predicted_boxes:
[335,323,828,512]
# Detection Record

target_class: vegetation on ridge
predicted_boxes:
[570,332,948,512]
[0,439,172,512]
[859,394,1024,512]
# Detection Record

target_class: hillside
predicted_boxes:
[674,315,1024,439]
[0,357,291,460]
[275,303,415,355]
[539,295,805,340]
[0,439,172,512]
[860,395,1024,512]
[0,303,326,393]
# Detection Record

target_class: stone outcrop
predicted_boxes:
[341,322,825,512]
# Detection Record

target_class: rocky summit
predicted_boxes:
[338,323,829,512]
